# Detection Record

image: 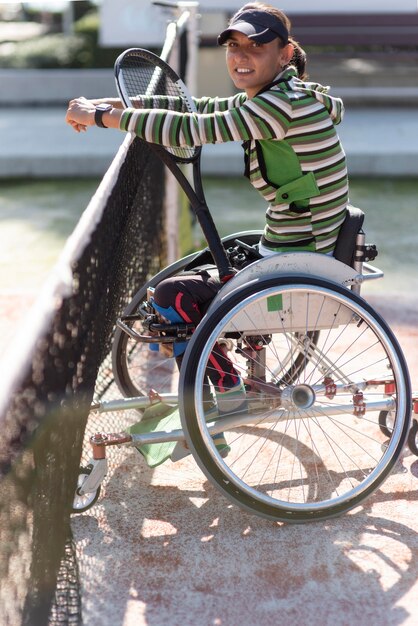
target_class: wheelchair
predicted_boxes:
[74,206,416,523]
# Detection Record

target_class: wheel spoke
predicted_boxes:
[180,277,411,522]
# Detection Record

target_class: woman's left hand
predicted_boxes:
[65,96,96,132]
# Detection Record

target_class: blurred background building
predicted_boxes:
[0,0,417,176]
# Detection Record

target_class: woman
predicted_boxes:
[66,3,349,443]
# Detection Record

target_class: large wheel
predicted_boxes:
[179,276,411,522]
[112,285,180,399]
[112,232,262,398]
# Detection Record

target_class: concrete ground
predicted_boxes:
[73,447,418,626]
[71,298,418,626]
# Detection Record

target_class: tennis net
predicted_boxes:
[0,3,197,623]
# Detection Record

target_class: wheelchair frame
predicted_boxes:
[73,221,417,523]
[70,6,417,523]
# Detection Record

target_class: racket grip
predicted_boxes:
[194,203,235,281]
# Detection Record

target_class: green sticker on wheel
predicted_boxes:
[267,294,283,312]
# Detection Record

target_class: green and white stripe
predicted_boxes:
[119,67,348,254]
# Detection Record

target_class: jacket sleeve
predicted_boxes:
[119,91,292,147]
[130,93,246,112]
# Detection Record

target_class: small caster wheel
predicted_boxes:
[378,410,393,438]
[72,466,101,513]
[408,420,418,456]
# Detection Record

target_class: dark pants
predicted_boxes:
[154,273,240,392]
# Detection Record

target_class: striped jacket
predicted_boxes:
[120,67,348,254]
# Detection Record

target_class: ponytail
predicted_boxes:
[289,38,308,80]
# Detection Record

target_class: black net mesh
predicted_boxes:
[0,138,165,626]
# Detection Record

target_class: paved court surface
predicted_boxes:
[0,232,416,626]
[73,450,418,626]
[72,299,418,626]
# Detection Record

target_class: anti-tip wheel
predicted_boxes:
[72,467,101,514]
[408,420,418,456]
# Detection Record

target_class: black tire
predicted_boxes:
[179,276,411,522]
[72,467,101,514]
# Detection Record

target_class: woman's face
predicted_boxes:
[225,31,293,98]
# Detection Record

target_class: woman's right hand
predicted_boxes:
[66,97,123,132]
[66,96,96,132]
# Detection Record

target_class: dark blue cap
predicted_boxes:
[218,10,289,46]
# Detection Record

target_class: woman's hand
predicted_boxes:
[65,96,96,132]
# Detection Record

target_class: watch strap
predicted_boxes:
[94,105,112,128]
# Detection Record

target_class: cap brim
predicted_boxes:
[218,22,278,46]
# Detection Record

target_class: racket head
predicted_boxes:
[114,47,200,163]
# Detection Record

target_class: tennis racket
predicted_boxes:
[114,47,234,281]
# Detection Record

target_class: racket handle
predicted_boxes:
[193,203,235,281]
[146,144,234,280]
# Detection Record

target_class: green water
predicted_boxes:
[1,177,417,301]
[0,179,98,292]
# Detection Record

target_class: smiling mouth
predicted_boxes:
[236,68,253,74]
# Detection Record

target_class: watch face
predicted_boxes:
[97,104,112,112]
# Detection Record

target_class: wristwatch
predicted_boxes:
[94,103,113,128]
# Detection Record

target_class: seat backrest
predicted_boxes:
[334,205,365,267]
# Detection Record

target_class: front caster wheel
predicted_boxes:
[378,410,393,438]
[72,467,101,513]
[408,420,418,456]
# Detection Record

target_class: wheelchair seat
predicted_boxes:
[334,205,365,267]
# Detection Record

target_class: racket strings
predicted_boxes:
[120,55,198,162]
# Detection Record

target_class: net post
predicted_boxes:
[165,32,181,264]
[181,2,200,95]
[164,2,200,264]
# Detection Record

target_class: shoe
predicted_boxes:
[211,432,231,458]
[203,405,231,458]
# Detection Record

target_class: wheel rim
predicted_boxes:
[73,473,99,512]
[182,281,410,518]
